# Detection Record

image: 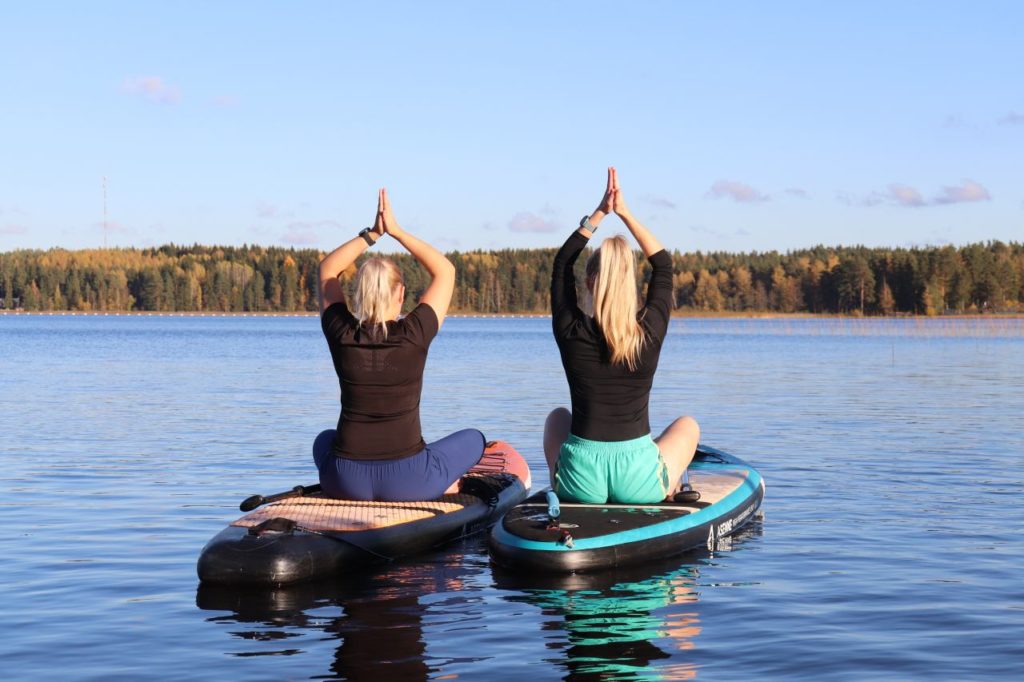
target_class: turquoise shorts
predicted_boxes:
[554,433,669,504]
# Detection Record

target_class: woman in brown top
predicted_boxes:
[545,168,700,503]
[314,188,484,501]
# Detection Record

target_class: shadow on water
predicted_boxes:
[196,519,763,681]
[196,548,485,680]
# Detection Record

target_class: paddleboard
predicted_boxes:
[198,440,531,585]
[489,444,763,573]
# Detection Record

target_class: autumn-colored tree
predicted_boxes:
[1,241,1021,315]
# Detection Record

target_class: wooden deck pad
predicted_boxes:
[230,493,480,533]
[686,469,750,506]
[229,440,529,534]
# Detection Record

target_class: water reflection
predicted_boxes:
[494,517,764,681]
[197,551,479,680]
[494,560,701,681]
[196,519,764,680]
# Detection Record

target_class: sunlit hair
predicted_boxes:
[585,235,645,370]
[353,258,403,338]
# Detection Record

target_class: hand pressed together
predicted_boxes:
[378,188,405,239]
[608,167,634,219]
[595,166,635,221]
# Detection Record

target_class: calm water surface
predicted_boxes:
[1,315,1022,680]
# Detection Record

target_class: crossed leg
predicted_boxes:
[655,416,701,497]
[545,407,699,500]
[543,407,572,486]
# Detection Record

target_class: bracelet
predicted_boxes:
[358,227,376,247]
[579,215,597,233]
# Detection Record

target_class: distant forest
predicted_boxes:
[1,241,1022,315]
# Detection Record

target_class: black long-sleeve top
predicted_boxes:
[551,230,674,441]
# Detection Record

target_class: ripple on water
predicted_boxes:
[1,315,1022,679]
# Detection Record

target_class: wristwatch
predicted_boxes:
[579,215,597,233]
[358,227,376,246]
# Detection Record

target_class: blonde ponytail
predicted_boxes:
[353,258,403,338]
[586,236,645,370]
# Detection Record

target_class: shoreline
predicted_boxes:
[2,310,1022,320]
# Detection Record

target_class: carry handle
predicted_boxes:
[545,490,560,521]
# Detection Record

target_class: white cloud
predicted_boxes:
[887,184,926,207]
[998,111,1024,126]
[933,180,991,205]
[508,211,560,233]
[784,188,809,199]
[705,180,769,203]
[643,194,677,209]
[122,76,181,104]
[842,180,991,208]
[838,186,913,207]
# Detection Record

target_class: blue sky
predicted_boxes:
[1,1,1021,254]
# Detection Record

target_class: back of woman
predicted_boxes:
[553,234,673,443]
[314,188,484,502]
[322,289,436,459]
[545,168,700,504]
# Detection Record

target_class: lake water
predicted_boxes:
[1,314,1022,680]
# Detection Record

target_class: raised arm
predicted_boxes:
[551,231,587,329]
[609,168,673,333]
[610,167,664,257]
[551,168,616,330]
[317,200,383,314]
[379,188,456,328]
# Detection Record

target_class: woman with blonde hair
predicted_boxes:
[314,188,484,501]
[545,168,700,503]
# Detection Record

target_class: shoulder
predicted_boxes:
[322,301,357,333]
[398,303,439,345]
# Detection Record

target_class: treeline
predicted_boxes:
[1,241,1022,315]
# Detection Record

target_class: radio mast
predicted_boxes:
[103,176,108,249]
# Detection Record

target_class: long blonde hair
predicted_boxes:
[353,258,403,338]
[586,235,646,370]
